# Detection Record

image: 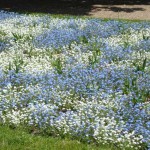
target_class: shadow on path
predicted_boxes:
[0,0,149,17]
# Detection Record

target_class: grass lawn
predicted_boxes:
[0,125,116,150]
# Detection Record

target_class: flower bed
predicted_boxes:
[0,11,150,149]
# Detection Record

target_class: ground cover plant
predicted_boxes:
[0,11,150,150]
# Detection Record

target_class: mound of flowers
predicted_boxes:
[0,11,150,149]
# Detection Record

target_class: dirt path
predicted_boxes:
[0,0,150,20]
[89,4,150,20]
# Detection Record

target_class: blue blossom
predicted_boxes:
[0,11,150,149]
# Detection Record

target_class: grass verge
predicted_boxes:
[0,125,116,150]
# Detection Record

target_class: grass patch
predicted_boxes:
[0,125,116,150]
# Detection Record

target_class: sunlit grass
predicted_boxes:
[0,125,117,150]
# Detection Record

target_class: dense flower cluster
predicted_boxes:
[0,11,150,149]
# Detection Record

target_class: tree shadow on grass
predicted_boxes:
[0,0,149,16]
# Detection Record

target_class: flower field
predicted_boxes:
[0,11,150,149]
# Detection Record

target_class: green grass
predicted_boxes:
[0,125,116,150]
